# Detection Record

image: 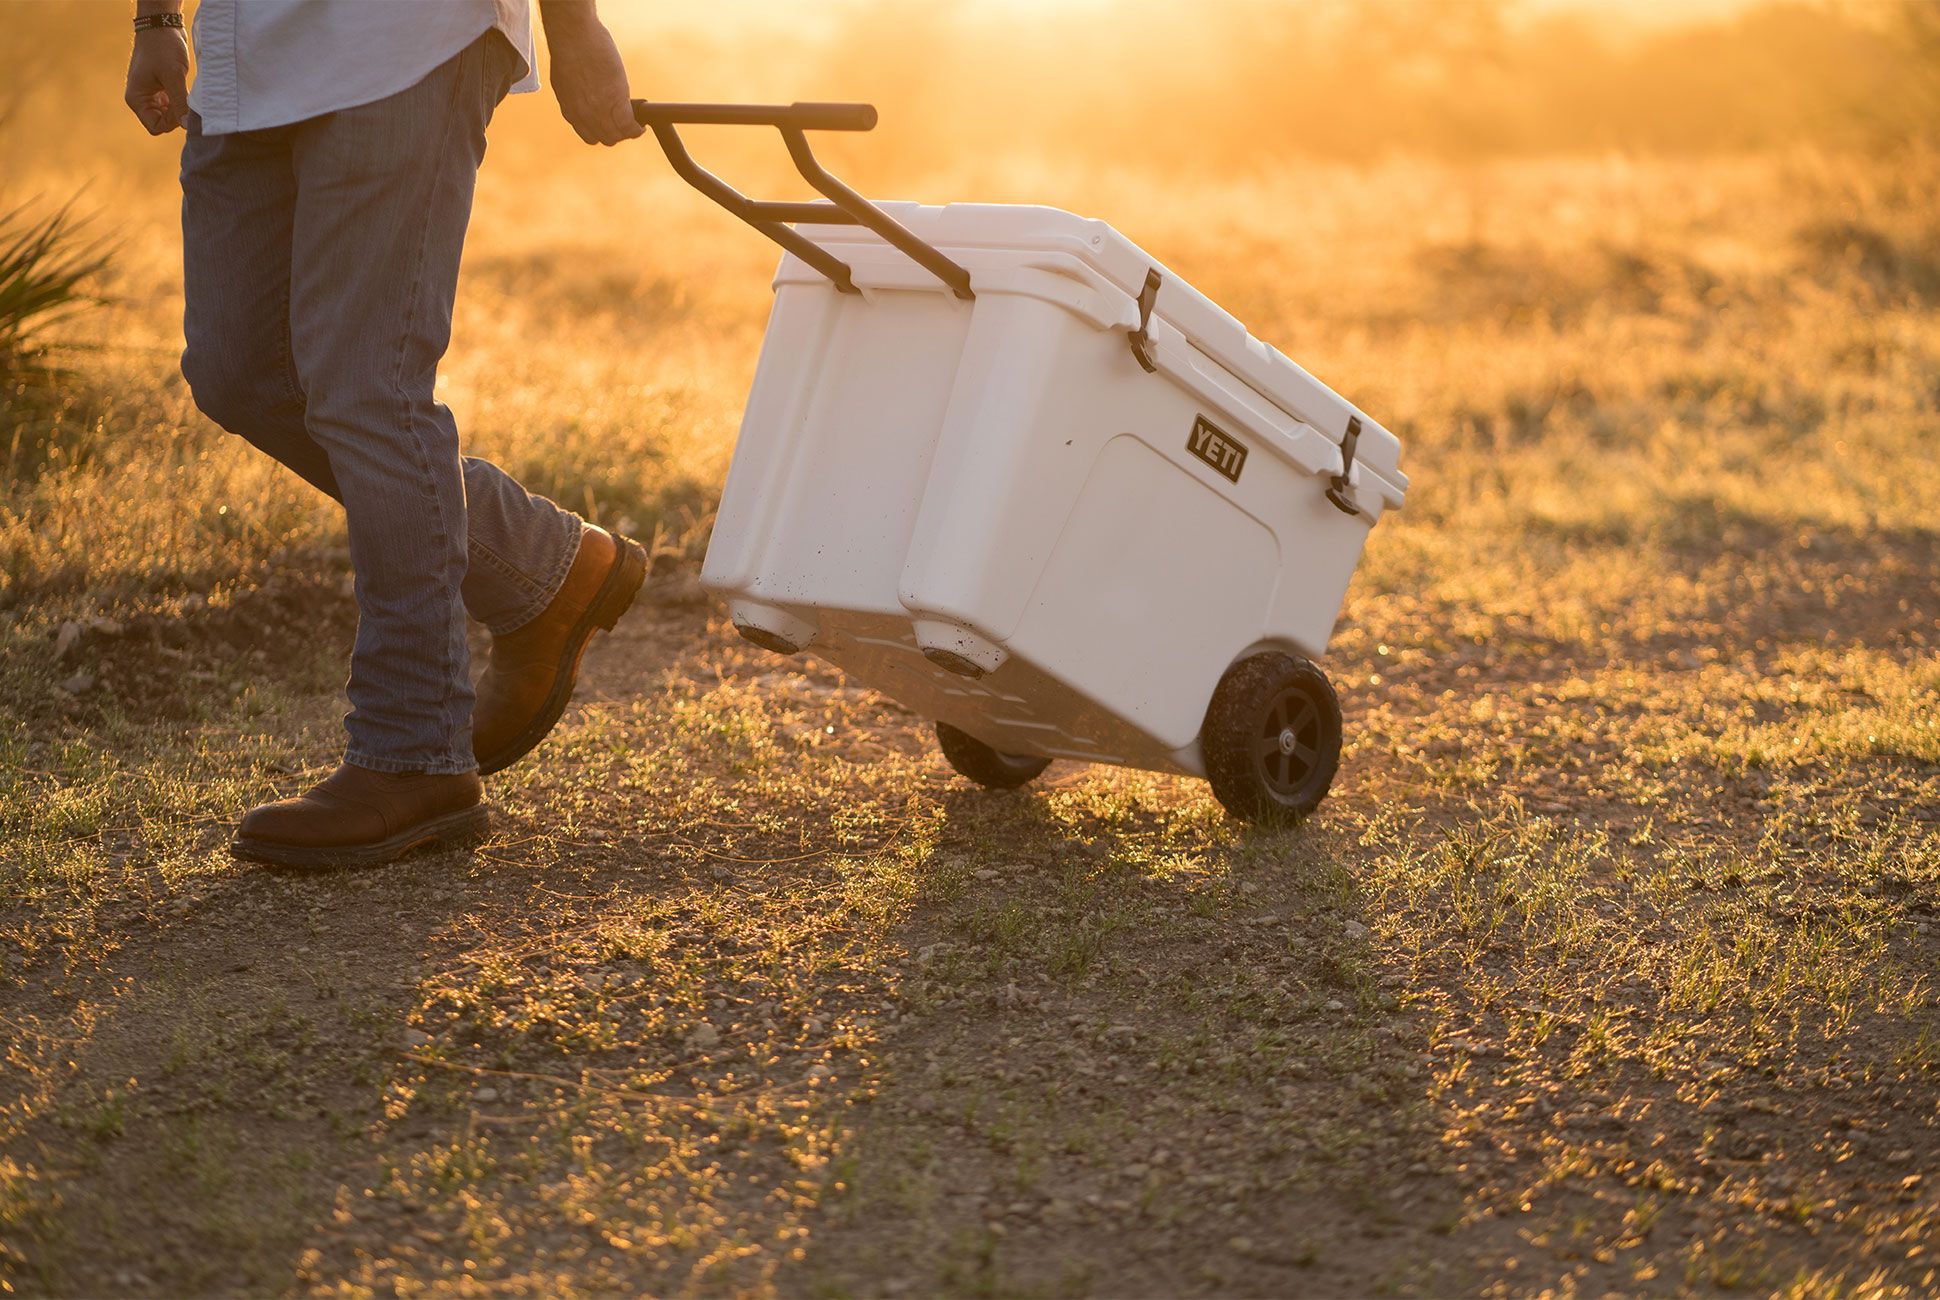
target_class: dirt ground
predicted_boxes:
[2,524,1935,1297]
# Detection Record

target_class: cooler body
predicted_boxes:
[700,203,1407,777]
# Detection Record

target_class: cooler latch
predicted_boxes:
[1129,268,1161,373]
[1325,415,1364,517]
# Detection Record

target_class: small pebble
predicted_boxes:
[53,621,83,660]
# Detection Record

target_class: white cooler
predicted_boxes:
[635,100,1409,820]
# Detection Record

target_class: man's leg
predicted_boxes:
[183,30,642,818]
[180,113,584,639]
[283,32,587,774]
[178,115,332,494]
[288,30,644,781]
[177,104,486,866]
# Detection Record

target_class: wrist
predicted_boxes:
[539,1,602,38]
[133,0,183,32]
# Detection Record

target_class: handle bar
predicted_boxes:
[630,99,974,301]
[632,101,878,132]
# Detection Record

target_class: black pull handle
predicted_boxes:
[631,100,973,301]
[632,101,878,132]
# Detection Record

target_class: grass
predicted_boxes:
[0,201,110,377]
[0,39,1937,1299]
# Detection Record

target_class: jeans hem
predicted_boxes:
[469,537,548,607]
[346,749,478,777]
[490,522,585,636]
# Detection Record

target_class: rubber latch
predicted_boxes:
[1129,268,1161,373]
[1325,415,1364,517]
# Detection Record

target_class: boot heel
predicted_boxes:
[595,540,650,631]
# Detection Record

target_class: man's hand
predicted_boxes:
[540,1,644,147]
[125,23,190,135]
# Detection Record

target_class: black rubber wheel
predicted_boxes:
[935,722,1051,790]
[1202,652,1342,823]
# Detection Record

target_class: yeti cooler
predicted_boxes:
[635,100,1408,820]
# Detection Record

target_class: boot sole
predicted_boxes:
[230,803,491,870]
[476,535,649,777]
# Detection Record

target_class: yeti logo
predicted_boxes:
[1187,415,1246,483]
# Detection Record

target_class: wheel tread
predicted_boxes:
[1202,652,1342,823]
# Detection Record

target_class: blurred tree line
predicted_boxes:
[739,0,1940,172]
[7,0,1936,182]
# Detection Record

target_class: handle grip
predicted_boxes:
[629,100,973,301]
[631,100,878,132]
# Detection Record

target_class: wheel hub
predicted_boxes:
[1256,686,1325,798]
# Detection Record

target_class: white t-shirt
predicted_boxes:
[187,0,539,136]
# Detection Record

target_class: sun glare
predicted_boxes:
[602,0,1767,38]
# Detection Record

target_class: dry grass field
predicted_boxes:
[2,1,1937,1296]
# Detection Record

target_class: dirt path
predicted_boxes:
[3,554,1936,1296]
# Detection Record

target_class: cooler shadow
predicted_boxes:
[804,783,1468,1297]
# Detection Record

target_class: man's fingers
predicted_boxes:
[581,99,641,147]
[128,89,168,136]
[608,98,644,142]
[146,91,177,135]
[571,101,631,146]
[164,69,190,131]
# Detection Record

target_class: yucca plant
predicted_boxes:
[0,200,111,376]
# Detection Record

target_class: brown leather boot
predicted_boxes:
[230,763,487,869]
[473,524,648,775]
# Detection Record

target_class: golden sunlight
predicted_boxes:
[2,0,1936,1295]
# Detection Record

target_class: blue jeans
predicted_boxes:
[179,32,583,775]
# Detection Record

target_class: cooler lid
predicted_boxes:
[801,202,1406,500]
